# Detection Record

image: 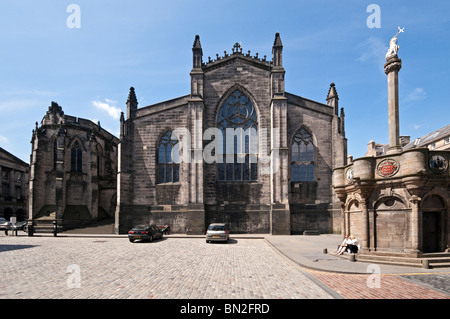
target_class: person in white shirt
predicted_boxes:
[346,235,360,254]
[336,235,350,255]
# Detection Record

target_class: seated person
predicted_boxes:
[346,235,360,254]
[336,236,349,255]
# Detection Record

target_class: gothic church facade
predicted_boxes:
[115,33,347,234]
[28,102,119,229]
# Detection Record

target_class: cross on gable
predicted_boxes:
[232,42,242,53]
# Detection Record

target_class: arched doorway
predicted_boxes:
[16,209,25,221]
[4,207,13,220]
[421,195,446,253]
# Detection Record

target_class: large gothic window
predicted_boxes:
[217,90,258,181]
[70,140,83,172]
[157,131,180,183]
[291,128,314,182]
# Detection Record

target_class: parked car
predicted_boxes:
[206,223,229,243]
[12,221,28,232]
[128,224,163,243]
[0,218,12,230]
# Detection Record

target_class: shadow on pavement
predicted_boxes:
[0,244,39,253]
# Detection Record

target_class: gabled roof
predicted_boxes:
[403,123,450,150]
[0,147,29,168]
[202,42,271,72]
[286,92,335,116]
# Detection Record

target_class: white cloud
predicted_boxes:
[0,135,9,144]
[404,88,427,103]
[92,99,122,120]
[356,37,388,63]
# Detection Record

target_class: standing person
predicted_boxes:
[163,223,170,235]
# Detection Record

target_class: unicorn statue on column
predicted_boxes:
[385,26,405,60]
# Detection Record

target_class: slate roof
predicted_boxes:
[403,123,450,150]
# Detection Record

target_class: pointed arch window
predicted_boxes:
[71,140,83,172]
[157,131,180,183]
[96,144,103,177]
[217,90,258,181]
[291,128,314,182]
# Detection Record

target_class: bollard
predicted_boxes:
[323,248,328,254]
[349,254,356,262]
[53,221,57,237]
[422,259,429,269]
[28,224,34,237]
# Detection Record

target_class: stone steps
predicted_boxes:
[356,252,450,269]
[62,218,114,234]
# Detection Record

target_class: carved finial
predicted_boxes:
[48,101,64,116]
[272,33,283,67]
[192,35,203,68]
[232,42,242,54]
[327,83,339,100]
[193,34,202,49]
[273,32,283,47]
[327,83,339,113]
[127,87,138,104]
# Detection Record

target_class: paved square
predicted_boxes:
[0,236,333,299]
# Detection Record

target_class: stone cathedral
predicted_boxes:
[115,33,347,234]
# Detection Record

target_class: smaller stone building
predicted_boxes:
[28,102,119,229]
[333,33,449,257]
[333,148,450,255]
[0,147,29,221]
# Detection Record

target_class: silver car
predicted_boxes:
[206,223,229,243]
[0,218,12,230]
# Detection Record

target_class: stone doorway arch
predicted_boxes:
[421,194,446,253]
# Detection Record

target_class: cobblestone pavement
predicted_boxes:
[0,236,333,299]
[0,235,448,300]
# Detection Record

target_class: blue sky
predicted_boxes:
[1,0,449,163]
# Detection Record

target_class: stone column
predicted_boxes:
[409,195,421,256]
[344,210,350,236]
[55,130,66,221]
[360,199,370,252]
[384,55,402,154]
[20,172,26,200]
[186,95,205,234]
[270,96,290,235]
[9,169,15,201]
[0,166,3,200]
